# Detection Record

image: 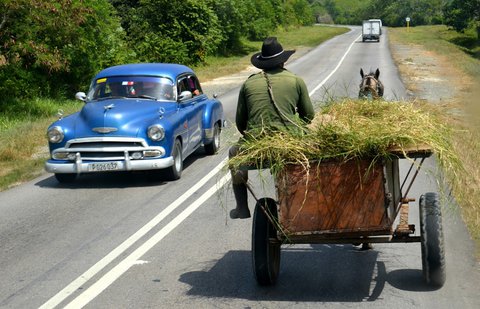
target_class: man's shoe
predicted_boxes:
[229,208,251,219]
[230,184,250,219]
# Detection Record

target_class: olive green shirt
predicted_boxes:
[235,68,314,135]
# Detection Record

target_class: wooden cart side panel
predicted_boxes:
[276,160,391,234]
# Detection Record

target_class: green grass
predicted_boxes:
[0,99,82,189]
[390,25,480,77]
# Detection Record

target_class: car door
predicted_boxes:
[177,75,203,155]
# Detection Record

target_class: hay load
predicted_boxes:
[228,99,462,177]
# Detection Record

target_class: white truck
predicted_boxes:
[362,20,381,42]
[369,19,383,35]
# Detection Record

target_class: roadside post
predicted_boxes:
[406,17,411,32]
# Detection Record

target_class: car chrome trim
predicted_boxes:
[51,137,166,162]
[204,128,214,139]
[45,156,174,174]
[92,127,118,134]
[64,137,149,148]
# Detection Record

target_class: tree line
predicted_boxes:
[1,0,477,102]
[311,0,479,37]
[0,0,313,101]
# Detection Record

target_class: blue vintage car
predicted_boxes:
[45,63,224,183]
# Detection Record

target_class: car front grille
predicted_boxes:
[56,137,163,161]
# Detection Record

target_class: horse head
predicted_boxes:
[359,68,384,99]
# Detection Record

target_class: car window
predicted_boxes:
[87,76,175,101]
[177,75,203,97]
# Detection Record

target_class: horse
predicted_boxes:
[359,68,384,99]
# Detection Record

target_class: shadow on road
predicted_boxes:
[179,245,391,302]
[179,244,436,302]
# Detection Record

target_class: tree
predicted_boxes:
[117,0,223,65]
[444,0,480,38]
[287,0,314,26]
[0,0,132,99]
[209,0,249,55]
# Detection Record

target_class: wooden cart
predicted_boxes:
[248,146,446,287]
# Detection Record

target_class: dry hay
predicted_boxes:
[229,98,463,178]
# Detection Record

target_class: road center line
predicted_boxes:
[63,174,231,309]
[41,31,360,309]
[309,33,361,96]
[40,158,228,309]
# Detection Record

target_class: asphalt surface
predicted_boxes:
[0,26,479,309]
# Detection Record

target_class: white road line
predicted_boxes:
[63,173,231,309]
[41,31,360,309]
[308,33,361,96]
[39,158,228,309]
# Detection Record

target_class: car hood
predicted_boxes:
[74,99,177,137]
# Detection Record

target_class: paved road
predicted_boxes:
[1,27,479,309]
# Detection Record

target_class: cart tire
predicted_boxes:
[252,198,280,286]
[419,192,446,287]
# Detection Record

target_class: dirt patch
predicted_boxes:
[390,43,473,104]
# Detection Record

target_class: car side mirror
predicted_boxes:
[178,90,192,101]
[75,92,87,102]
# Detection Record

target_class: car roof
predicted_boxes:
[94,63,194,81]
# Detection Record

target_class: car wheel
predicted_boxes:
[204,123,220,155]
[55,173,77,183]
[165,139,183,180]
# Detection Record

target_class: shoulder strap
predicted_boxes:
[262,72,306,132]
[262,71,288,129]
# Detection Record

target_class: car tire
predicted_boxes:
[204,123,220,155]
[55,173,77,183]
[165,139,183,180]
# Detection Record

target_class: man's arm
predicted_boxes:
[296,78,315,123]
[235,84,248,135]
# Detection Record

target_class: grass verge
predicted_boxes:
[389,25,480,257]
[0,100,82,190]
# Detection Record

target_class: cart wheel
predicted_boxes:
[252,198,281,286]
[419,192,446,287]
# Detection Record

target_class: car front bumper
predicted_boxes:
[45,137,174,174]
[45,155,174,174]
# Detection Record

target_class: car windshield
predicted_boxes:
[87,76,175,101]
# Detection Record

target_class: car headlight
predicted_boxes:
[148,124,165,141]
[47,126,64,143]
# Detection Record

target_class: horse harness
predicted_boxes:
[359,74,383,99]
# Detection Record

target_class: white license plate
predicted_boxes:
[88,162,121,172]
